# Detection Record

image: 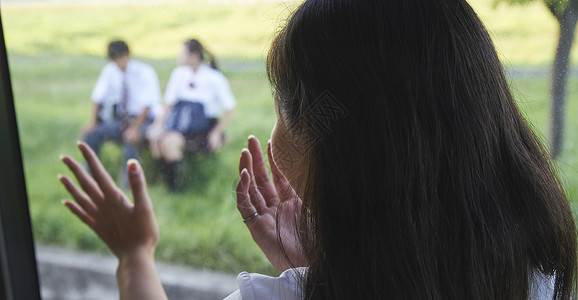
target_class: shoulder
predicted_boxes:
[129,60,157,75]
[167,66,191,84]
[199,64,226,80]
[236,267,306,300]
[100,62,118,75]
[171,65,191,75]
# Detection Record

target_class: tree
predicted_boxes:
[496,0,578,158]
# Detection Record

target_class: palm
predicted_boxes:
[93,195,158,258]
[59,143,159,260]
[236,136,307,273]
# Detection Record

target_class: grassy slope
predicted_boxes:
[2,0,578,274]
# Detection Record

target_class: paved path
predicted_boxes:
[36,244,239,300]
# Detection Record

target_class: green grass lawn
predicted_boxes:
[9,53,278,274]
[3,0,578,275]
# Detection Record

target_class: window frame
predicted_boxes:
[0,12,41,300]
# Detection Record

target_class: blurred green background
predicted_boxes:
[2,0,578,275]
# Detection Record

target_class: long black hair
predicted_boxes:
[268,0,577,299]
[184,38,218,70]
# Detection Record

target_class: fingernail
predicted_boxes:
[61,200,67,205]
[57,174,64,181]
[241,168,249,185]
[77,142,86,153]
[128,159,140,175]
[59,154,65,161]
[248,135,255,140]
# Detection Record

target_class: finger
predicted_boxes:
[62,200,97,229]
[61,155,105,204]
[267,141,299,202]
[248,136,278,206]
[77,141,122,199]
[58,174,99,216]
[247,136,271,181]
[239,149,267,212]
[236,168,260,224]
[239,147,251,173]
[127,159,152,209]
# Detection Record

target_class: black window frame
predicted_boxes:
[0,12,42,300]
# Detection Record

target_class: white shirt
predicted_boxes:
[163,64,236,118]
[529,271,555,300]
[222,268,554,300]
[91,60,162,119]
[223,267,305,300]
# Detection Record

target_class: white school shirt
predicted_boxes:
[223,267,305,300]
[163,64,236,118]
[91,60,162,120]
[222,267,555,300]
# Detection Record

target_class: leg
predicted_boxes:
[84,121,123,180]
[118,141,139,189]
[159,131,186,192]
[123,139,141,161]
[83,121,123,157]
[149,139,162,159]
[160,131,186,162]
[148,138,166,180]
[119,119,153,189]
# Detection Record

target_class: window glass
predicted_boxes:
[2,0,578,296]
[2,0,299,276]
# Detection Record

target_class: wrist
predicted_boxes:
[117,247,156,272]
[116,247,166,300]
